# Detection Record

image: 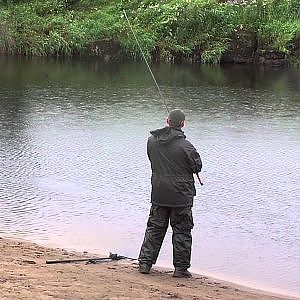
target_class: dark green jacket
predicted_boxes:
[147,126,202,207]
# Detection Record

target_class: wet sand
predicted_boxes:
[0,237,295,299]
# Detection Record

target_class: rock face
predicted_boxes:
[289,37,300,67]
[256,49,287,67]
[219,30,300,67]
[89,40,130,62]
[221,30,257,64]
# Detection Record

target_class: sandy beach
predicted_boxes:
[0,237,296,300]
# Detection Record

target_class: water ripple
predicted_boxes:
[0,61,299,297]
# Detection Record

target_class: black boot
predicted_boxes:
[139,263,152,274]
[173,268,192,278]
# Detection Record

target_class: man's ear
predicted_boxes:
[167,118,170,125]
[180,120,185,128]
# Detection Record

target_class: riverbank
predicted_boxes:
[0,237,296,300]
[0,0,299,66]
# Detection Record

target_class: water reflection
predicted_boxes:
[0,56,299,297]
[1,56,300,92]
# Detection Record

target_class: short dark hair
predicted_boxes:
[168,109,185,128]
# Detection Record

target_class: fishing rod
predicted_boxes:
[46,253,136,265]
[123,9,203,186]
[123,9,169,113]
[196,173,203,186]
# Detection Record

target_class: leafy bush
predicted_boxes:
[0,0,299,63]
[234,0,300,52]
[122,0,237,63]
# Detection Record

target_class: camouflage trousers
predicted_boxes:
[138,204,194,269]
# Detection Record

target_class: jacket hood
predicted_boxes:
[150,126,185,144]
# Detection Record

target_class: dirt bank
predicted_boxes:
[0,237,295,299]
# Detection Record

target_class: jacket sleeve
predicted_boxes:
[184,141,202,174]
[147,136,153,161]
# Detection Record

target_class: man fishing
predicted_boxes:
[138,109,202,278]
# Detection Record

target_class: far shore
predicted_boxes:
[0,237,298,300]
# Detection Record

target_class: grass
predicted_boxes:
[0,0,299,63]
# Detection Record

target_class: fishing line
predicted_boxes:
[123,9,169,113]
[123,9,203,186]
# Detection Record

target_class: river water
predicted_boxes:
[0,56,299,297]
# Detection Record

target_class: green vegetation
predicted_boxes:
[237,0,300,53]
[0,0,299,63]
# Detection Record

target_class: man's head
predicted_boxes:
[167,109,185,128]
